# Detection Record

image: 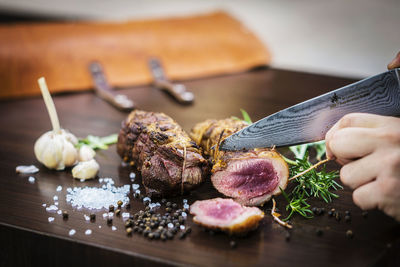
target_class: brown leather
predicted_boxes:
[0,11,270,99]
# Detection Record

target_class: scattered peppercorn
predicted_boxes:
[362,211,368,218]
[230,241,237,249]
[115,209,121,216]
[345,215,351,222]
[117,200,123,207]
[90,213,96,222]
[107,217,113,225]
[285,232,291,242]
[316,229,323,236]
[62,210,69,220]
[328,210,333,217]
[166,202,172,207]
[335,212,341,221]
[126,227,133,235]
[172,203,178,209]
[109,205,115,212]
[345,210,350,216]
[125,203,131,209]
[346,230,354,239]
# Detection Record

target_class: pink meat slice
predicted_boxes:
[211,154,289,206]
[190,198,264,234]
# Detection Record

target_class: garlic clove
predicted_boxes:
[72,159,100,180]
[78,145,96,162]
[34,129,78,170]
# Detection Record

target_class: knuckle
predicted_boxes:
[340,165,353,187]
[338,114,356,128]
[377,128,400,145]
[383,150,400,170]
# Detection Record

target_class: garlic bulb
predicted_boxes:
[78,145,96,162]
[34,77,79,170]
[34,129,79,170]
[72,159,99,180]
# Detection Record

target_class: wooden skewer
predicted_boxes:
[38,77,61,134]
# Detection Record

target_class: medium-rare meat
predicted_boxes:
[190,198,264,235]
[117,110,208,197]
[190,118,289,206]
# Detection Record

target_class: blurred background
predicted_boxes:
[0,0,399,78]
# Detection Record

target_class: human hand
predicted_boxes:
[387,51,400,69]
[325,113,400,221]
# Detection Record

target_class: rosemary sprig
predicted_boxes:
[232,108,253,125]
[282,149,341,220]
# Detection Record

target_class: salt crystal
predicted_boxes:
[48,217,55,222]
[108,212,114,218]
[46,205,58,212]
[183,199,188,204]
[112,226,117,231]
[16,165,39,174]
[56,186,62,192]
[57,210,62,215]
[65,178,130,210]
[102,213,108,219]
[168,223,174,229]
[54,202,59,206]
[28,176,35,183]
[121,161,129,167]
[84,214,90,221]
[122,212,130,219]
[180,225,185,230]
[132,184,140,190]
[183,203,190,210]
[98,225,102,229]
[181,212,187,218]
[143,197,151,203]
[42,204,47,207]
[85,229,92,235]
[80,179,85,182]
[129,172,136,179]
[99,178,103,183]
[135,189,140,194]
[53,196,58,201]
[69,229,76,236]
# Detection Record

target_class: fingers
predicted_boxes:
[352,180,380,210]
[387,51,400,69]
[325,113,385,160]
[328,127,378,159]
[340,153,379,189]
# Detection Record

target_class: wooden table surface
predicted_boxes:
[0,68,398,267]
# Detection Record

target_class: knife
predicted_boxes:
[220,68,400,151]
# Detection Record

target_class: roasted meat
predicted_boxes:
[190,118,289,206]
[190,198,264,235]
[117,110,208,197]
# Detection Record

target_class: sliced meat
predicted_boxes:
[117,110,208,197]
[190,198,264,235]
[190,118,289,206]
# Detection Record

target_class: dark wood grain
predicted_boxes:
[0,68,399,267]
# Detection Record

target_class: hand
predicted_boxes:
[325,113,400,221]
[387,51,400,69]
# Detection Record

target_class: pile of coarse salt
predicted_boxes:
[66,178,130,210]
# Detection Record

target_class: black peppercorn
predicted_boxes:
[166,207,172,212]
[185,227,192,234]
[345,215,351,222]
[125,203,131,209]
[328,210,333,217]
[316,229,323,236]
[161,198,167,204]
[346,230,354,239]
[126,227,133,235]
[179,232,186,239]
[115,209,121,216]
[345,210,350,216]
[362,211,368,218]
[166,202,172,207]
[172,203,178,209]
[90,213,96,222]
[117,200,123,207]
[109,205,115,212]
[230,241,237,248]
[107,217,113,225]
[335,212,341,221]
[62,210,69,220]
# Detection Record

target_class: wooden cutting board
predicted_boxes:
[0,11,270,99]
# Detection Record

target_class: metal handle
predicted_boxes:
[89,61,135,111]
[148,58,194,104]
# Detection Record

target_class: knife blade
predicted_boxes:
[220,68,400,151]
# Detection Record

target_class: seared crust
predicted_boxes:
[190,118,289,205]
[118,110,208,197]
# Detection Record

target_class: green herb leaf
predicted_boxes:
[240,109,252,124]
[77,133,118,150]
[282,144,341,220]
